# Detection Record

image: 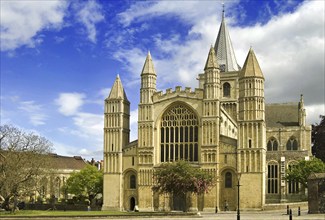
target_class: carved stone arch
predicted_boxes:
[219,167,237,211]
[267,136,279,151]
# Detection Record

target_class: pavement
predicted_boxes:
[0,210,324,220]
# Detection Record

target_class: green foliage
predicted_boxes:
[312,115,325,162]
[285,157,325,187]
[64,164,103,199]
[152,160,214,196]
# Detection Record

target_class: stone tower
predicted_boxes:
[138,52,157,210]
[238,48,266,208]
[201,47,221,208]
[102,75,130,210]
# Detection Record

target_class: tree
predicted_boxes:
[0,124,53,210]
[64,164,103,202]
[152,160,214,209]
[312,115,325,162]
[285,157,325,188]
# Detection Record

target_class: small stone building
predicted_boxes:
[308,173,325,213]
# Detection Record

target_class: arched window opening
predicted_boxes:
[160,104,199,162]
[286,137,298,151]
[223,82,231,97]
[267,163,278,194]
[267,138,278,151]
[248,139,252,148]
[225,172,232,188]
[130,175,136,189]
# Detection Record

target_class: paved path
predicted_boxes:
[0,210,324,220]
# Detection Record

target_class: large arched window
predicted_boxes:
[267,137,278,151]
[160,104,199,162]
[223,82,231,97]
[286,137,298,151]
[267,162,278,194]
[130,175,136,189]
[225,172,232,188]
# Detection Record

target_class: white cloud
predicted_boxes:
[130,109,138,141]
[73,0,104,43]
[18,101,47,126]
[306,104,325,125]
[114,1,324,118]
[0,0,68,51]
[55,93,85,116]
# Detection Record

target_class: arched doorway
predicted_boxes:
[219,169,237,211]
[130,197,135,211]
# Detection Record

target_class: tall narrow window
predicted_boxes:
[267,163,278,194]
[225,172,232,188]
[130,175,136,189]
[267,138,278,151]
[223,82,231,97]
[288,164,299,193]
[160,104,199,162]
[286,137,298,151]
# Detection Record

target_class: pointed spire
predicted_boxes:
[214,5,240,72]
[108,74,128,100]
[240,48,264,78]
[141,51,156,76]
[299,94,304,109]
[204,46,219,70]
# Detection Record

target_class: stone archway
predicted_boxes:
[219,169,237,211]
[130,197,135,211]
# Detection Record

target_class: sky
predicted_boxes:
[1,0,324,161]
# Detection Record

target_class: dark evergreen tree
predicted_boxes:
[312,115,325,162]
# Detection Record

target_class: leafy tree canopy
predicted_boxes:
[285,157,325,187]
[312,115,325,162]
[64,164,103,200]
[152,160,214,196]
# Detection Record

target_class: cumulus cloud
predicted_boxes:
[72,0,105,43]
[18,101,47,126]
[113,1,324,124]
[0,0,68,51]
[55,93,86,116]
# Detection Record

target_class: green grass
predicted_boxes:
[0,210,197,217]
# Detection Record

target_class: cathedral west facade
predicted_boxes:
[102,10,312,211]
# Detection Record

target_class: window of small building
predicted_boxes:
[267,163,278,194]
[288,164,299,194]
[286,137,298,151]
[225,172,232,188]
[130,175,136,189]
[267,138,278,151]
[223,82,231,97]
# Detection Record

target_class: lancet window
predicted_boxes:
[267,137,278,151]
[160,104,199,162]
[267,162,278,194]
[286,137,298,151]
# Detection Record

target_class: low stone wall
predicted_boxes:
[25,203,101,211]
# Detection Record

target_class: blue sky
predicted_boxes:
[1,0,324,161]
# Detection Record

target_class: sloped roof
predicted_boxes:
[240,48,264,78]
[108,75,128,101]
[204,46,219,70]
[49,154,87,170]
[141,51,156,76]
[214,10,240,72]
[265,103,299,127]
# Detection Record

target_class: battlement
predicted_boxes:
[153,86,203,102]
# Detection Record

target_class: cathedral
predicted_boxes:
[102,9,312,211]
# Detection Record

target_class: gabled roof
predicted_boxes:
[265,103,299,127]
[204,46,219,70]
[108,75,128,101]
[214,9,240,72]
[141,51,156,76]
[49,154,87,170]
[240,48,264,78]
